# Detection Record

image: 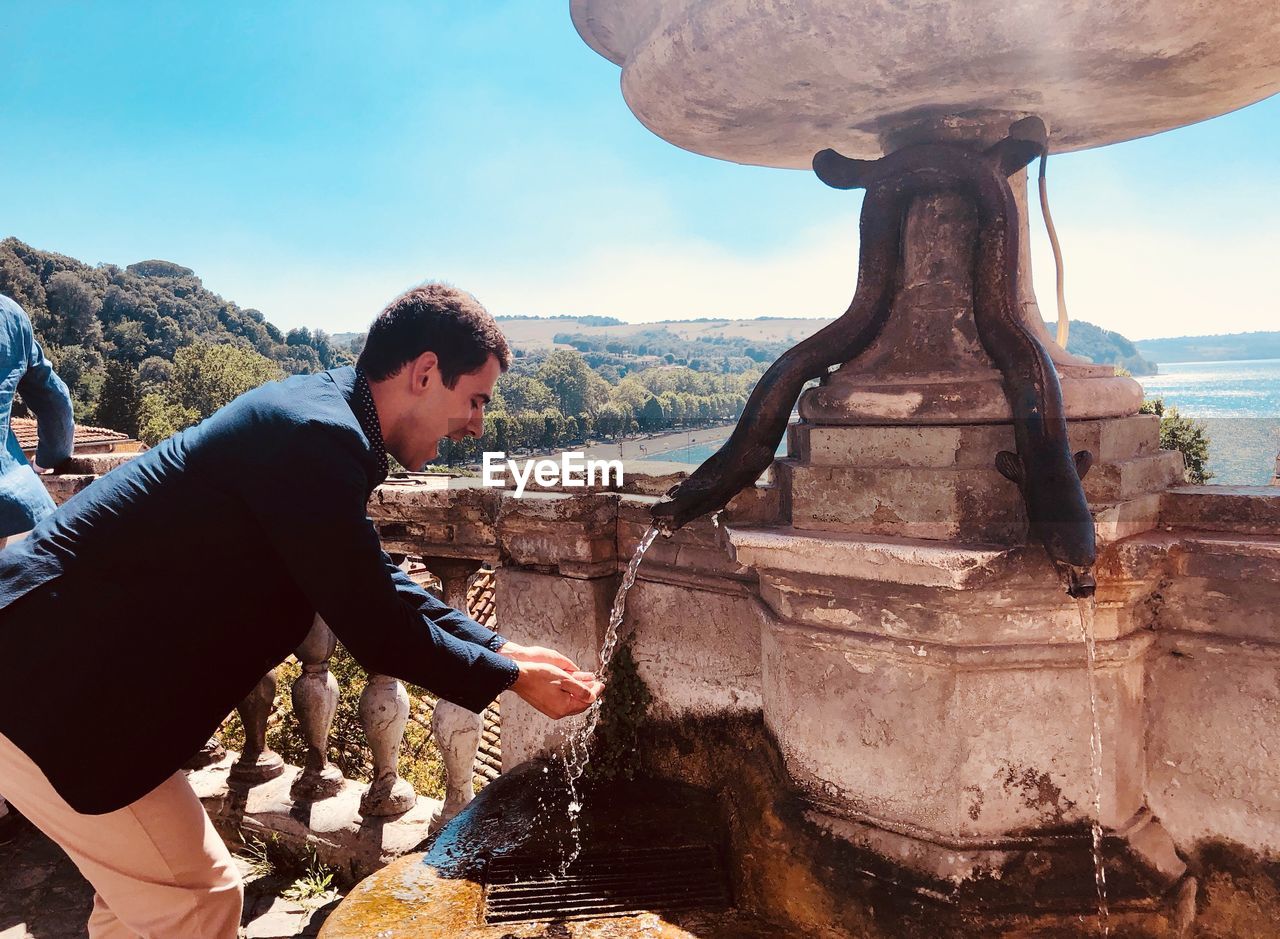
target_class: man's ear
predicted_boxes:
[408,350,439,392]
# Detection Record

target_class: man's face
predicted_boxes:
[402,353,501,470]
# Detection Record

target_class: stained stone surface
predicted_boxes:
[571,0,1280,167]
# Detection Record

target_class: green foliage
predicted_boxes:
[586,642,652,783]
[0,238,351,434]
[638,395,665,430]
[1140,397,1214,484]
[96,359,142,438]
[132,343,282,446]
[281,847,338,906]
[536,349,608,417]
[137,393,199,447]
[239,835,277,879]
[167,342,282,419]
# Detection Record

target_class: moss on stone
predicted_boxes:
[585,640,653,783]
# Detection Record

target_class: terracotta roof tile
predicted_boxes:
[10,417,133,455]
[466,568,497,630]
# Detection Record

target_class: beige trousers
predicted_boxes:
[0,731,242,938]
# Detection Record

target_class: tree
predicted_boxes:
[44,272,103,347]
[638,396,665,431]
[595,403,628,439]
[137,393,199,447]
[167,342,282,419]
[498,374,556,414]
[96,360,142,437]
[537,349,606,417]
[1140,398,1213,484]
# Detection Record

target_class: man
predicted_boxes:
[0,292,75,846]
[0,283,603,938]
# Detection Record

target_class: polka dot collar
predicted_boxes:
[353,368,390,481]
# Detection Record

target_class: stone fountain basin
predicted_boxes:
[570,0,1280,167]
[317,761,796,938]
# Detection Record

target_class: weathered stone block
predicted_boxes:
[1160,485,1280,535]
[493,568,617,769]
[495,491,618,575]
[762,619,1151,839]
[1085,450,1185,502]
[626,578,765,717]
[1147,632,1280,853]
[793,415,1160,469]
[787,464,1025,541]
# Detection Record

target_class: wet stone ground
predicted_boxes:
[0,816,345,938]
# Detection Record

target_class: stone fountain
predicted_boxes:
[320,3,1280,936]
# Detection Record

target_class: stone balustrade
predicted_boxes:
[182,559,503,878]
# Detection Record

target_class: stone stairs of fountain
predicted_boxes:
[777,414,1176,546]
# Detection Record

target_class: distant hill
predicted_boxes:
[1050,319,1158,375]
[1134,332,1280,364]
[492,314,1158,374]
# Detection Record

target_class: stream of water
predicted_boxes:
[1076,596,1111,937]
[557,524,661,875]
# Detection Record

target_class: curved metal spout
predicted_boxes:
[1062,564,1097,599]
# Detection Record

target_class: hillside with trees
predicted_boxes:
[0,238,350,443]
[1133,331,1280,364]
[0,240,757,458]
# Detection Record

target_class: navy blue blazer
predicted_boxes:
[0,366,519,814]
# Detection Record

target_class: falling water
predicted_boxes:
[557,524,661,875]
[1076,595,1110,937]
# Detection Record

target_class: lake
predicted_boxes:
[1136,359,1280,485]
[643,360,1280,485]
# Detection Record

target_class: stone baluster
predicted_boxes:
[229,669,285,784]
[432,701,485,823]
[355,557,419,816]
[290,615,344,800]
[424,557,486,823]
[358,673,417,816]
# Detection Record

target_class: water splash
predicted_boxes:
[557,524,661,875]
[1076,595,1110,937]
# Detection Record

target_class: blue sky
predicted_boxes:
[2,2,1277,340]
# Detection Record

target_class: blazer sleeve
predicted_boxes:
[241,421,519,713]
[13,306,74,469]
[383,555,509,651]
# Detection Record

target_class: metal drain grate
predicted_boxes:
[483,844,731,924]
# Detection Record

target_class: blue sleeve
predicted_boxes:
[241,422,519,713]
[384,557,509,651]
[14,311,74,469]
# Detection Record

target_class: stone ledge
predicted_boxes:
[187,754,442,880]
[765,614,1156,669]
[726,526,1011,589]
[1160,485,1280,535]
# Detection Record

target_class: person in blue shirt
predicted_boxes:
[0,292,74,846]
[0,293,74,542]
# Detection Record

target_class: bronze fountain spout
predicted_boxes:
[651,117,1097,593]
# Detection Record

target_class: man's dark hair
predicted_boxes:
[357,283,511,386]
